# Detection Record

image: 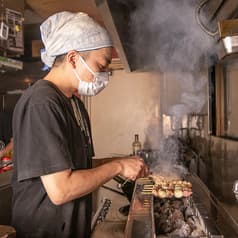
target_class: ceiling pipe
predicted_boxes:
[196,0,219,37]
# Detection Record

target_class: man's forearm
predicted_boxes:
[41,160,122,205]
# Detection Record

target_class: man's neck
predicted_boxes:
[44,69,73,98]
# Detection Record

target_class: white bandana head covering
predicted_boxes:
[40,11,113,68]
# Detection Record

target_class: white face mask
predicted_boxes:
[73,56,109,96]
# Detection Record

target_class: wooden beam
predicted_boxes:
[26,0,102,23]
[4,0,24,13]
[218,18,238,38]
[215,64,225,136]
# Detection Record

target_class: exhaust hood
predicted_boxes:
[94,0,137,72]
[95,0,162,72]
[217,19,238,60]
[95,0,238,68]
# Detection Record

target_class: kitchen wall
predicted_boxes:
[91,69,162,158]
[188,120,238,231]
[191,132,238,236]
[189,67,238,204]
[225,62,238,137]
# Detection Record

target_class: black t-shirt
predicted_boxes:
[11,79,94,238]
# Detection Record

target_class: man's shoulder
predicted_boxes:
[20,79,67,107]
[13,80,70,126]
[31,79,62,99]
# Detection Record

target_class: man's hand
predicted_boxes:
[116,156,149,181]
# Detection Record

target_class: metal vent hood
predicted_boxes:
[94,0,137,72]
[95,0,238,67]
[22,0,238,70]
[217,18,238,59]
[197,0,238,60]
[95,0,159,72]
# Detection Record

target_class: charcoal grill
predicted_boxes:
[125,175,224,238]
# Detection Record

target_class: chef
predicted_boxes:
[11,11,147,238]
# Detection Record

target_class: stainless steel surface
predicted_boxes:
[91,197,111,232]
[184,173,238,236]
[125,178,155,238]
[187,175,223,238]
[233,180,238,202]
[216,19,238,59]
[91,198,112,231]
[94,0,133,72]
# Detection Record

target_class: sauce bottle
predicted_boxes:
[132,134,141,155]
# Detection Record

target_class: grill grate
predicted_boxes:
[125,176,224,238]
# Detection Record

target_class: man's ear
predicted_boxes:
[66,50,78,68]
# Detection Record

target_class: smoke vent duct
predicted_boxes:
[218,19,238,59]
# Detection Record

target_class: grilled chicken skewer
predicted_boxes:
[149,174,193,199]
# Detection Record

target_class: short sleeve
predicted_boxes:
[15,102,73,181]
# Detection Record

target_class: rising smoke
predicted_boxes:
[130,0,215,116]
[129,0,216,175]
[130,0,215,72]
[151,136,189,179]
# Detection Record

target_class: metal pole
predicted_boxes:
[2,94,5,111]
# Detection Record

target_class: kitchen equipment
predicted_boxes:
[125,178,155,238]
[233,180,238,202]
[137,149,159,167]
[112,175,136,217]
[113,175,135,202]
[218,19,238,59]
[91,197,111,232]
[125,175,224,238]
[0,21,9,40]
[0,157,13,173]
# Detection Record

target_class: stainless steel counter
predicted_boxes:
[189,152,238,237]
[91,221,125,238]
[91,180,128,238]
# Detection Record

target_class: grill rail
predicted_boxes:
[124,178,155,238]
